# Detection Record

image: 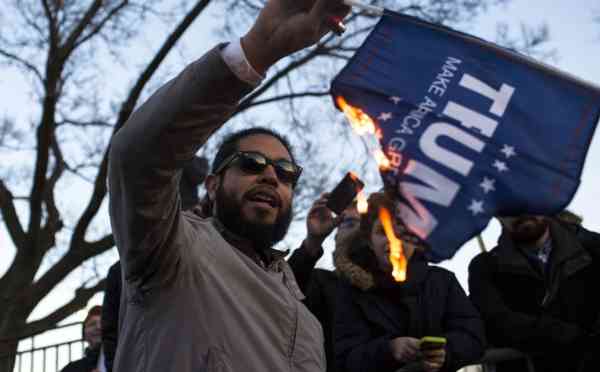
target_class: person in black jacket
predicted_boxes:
[288,201,364,372]
[60,306,103,372]
[468,214,600,372]
[335,193,485,372]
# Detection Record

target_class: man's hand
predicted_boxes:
[390,337,420,363]
[242,0,350,74]
[421,345,446,372]
[303,193,340,256]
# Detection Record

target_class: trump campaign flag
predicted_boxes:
[331,11,600,262]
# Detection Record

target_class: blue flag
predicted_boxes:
[331,11,600,262]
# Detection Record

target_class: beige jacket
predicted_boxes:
[108,46,325,372]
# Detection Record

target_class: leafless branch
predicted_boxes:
[0,48,44,82]
[0,180,26,251]
[14,279,106,341]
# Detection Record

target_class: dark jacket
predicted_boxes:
[468,220,600,372]
[335,249,485,372]
[101,262,121,372]
[304,269,339,372]
[288,243,340,372]
[59,348,99,372]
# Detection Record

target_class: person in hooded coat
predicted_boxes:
[335,193,485,372]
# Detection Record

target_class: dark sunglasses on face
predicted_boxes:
[214,151,302,186]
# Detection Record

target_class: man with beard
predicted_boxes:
[108,1,349,371]
[468,214,600,372]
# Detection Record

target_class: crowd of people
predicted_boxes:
[64,1,599,371]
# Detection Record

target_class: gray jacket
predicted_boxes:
[108,45,325,372]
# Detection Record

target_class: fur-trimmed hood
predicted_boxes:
[334,240,375,291]
[334,239,430,291]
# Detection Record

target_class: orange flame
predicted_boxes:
[374,149,392,171]
[378,207,407,282]
[337,96,377,136]
[357,191,368,214]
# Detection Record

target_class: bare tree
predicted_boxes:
[0,1,550,370]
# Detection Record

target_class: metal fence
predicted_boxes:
[0,322,84,372]
[1,323,536,372]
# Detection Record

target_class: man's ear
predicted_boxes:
[205,174,219,201]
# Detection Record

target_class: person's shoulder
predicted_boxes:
[468,248,498,270]
[426,265,453,278]
[425,266,461,287]
[59,359,86,372]
[312,268,336,281]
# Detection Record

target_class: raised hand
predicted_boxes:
[303,193,341,255]
[242,0,350,74]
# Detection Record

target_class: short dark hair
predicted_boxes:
[211,127,296,174]
[82,305,102,338]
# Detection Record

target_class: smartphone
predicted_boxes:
[419,336,447,350]
[326,172,365,215]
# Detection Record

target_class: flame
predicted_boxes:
[378,207,407,282]
[337,96,377,136]
[374,149,391,170]
[357,191,368,214]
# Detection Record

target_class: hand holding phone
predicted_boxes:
[419,336,446,350]
[325,172,365,215]
[419,336,446,372]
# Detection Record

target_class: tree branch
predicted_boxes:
[30,234,114,307]
[235,44,328,114]
[60,0,103,59]
[37,138,66,254]
[242,91,330,110]
[72,0,213,248]
[0,180,26,251]
[0,48,44,83]
[13,279,106,341]
[57,119,112,128]
[40,0,59,48]
[72,1,130,51]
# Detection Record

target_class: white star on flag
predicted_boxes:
[501,144,516,159]
[480,177,496,194]
[378,112,393,122]
[468,200,484,215]
[390,96,402,105]
[493,160,509,172]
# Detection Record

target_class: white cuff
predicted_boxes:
[221,39,264,86]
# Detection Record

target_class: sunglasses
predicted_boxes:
[214,151,302,186]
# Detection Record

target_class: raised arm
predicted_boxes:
[108,0,350,288]
[108,47,254,287]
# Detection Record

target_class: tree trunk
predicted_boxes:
[0,342,17,372]
[0,312,28,372]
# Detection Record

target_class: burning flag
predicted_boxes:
[379,207,407,282]
[332,11,600,262]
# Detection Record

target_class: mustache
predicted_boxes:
[244,186,282,208]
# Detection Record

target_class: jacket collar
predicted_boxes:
[494,220,591,280]
[210,217,288,268]
[352,256,430,336]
